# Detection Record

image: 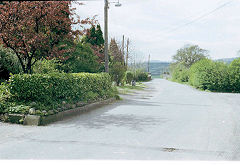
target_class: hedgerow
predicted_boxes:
[189,59,230,91]
[229,58,240,92]
[9,72,113,104]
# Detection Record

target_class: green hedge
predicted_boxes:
[229,58,240,92]
[189,59,230,91]
[9,72,113,104]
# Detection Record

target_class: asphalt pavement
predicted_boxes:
[1,79,240,160]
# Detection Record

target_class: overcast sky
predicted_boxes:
[73,0,240,62]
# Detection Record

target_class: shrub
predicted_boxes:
[32,59,61,74]
[189,59,229,91]
[137,72,149,82]
[0,83,11,114]
[170,64,190,83]
[133,69,150,82]
[109,62,127,86]
[126,71,134,84]
[9,73,113,105]
[229,58,240,92]
[0,45,22,80]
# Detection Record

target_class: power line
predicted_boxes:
[166,0,234,34]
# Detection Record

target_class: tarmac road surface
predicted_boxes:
[1,79,240,160]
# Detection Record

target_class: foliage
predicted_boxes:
[125,71,134,84]
[109,38,126,86]
[132,69,150,82]
[9,73,113,104]
[189,59,229,91]
[32,59,61,74]
[170,63,190,83]
[229,58,240,92]
[61,41,101,73]
[0,82,11,114]
[7,105,30,114]
[0,45,22,80]
[110,62,127,86]
[109,38,124,63]
[172,44,209,68]
[0,1,92,73]
[82,24,105,63]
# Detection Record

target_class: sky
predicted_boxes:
[73,0,240,62]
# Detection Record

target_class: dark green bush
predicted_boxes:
[126,71,134,84]
[137,72,149,82]
[189,59,229,91]
[9,73,113,104]
[229,58,240,92]
[0,45,22,80]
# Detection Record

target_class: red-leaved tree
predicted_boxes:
[0,1,92,73]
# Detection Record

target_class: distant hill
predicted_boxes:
[215,57,238,64]
[147,57,239,76]
[149,61,170,76]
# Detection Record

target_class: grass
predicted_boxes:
[117,82,146,95]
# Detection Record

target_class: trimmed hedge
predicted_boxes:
[229,58,240,92]
[9,72,113,104]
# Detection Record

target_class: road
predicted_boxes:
[1,79,240,160]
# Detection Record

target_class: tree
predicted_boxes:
[61,40,100,73]
[0,1,91,73]
[109,38,126,86]
[82,24,105,63]
[172,44,209,68]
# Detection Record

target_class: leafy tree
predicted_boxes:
[172,44,209,68]
[61,41,100,73]
[0,1,90,73]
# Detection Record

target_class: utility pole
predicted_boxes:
[148,54,150,73]
[122,35,125,64]
[126,38,129,68]
[104,0,109,72]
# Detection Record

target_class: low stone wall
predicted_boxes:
[22,98,116,126]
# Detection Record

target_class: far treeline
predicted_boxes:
[171,44,240,93]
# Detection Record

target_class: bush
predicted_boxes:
[32,59,61,74]
[125,71,134,84]
[109,62,127,86]
[133,69,150,82]
[0,83,11,114]
[170,64,190,83]
[137,72,149,82]
[9,72,113,104]
[189,59,229,91]
[0,45,22,80]
[229,58,240,92]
